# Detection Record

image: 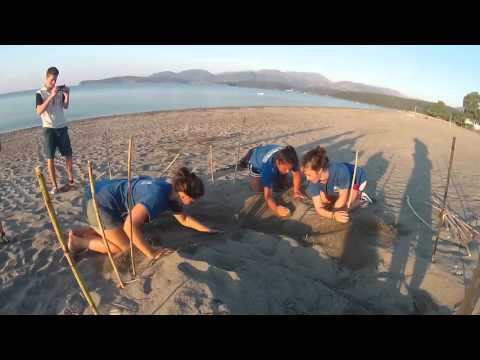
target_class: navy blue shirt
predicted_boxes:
[249,144,299,188]
[307,162,366,198]
[84,177,183,221]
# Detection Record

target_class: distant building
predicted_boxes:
[465,118,480,130]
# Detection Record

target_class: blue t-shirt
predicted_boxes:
[307,162,366,198]
[248,144,299,188]
[84,176,183,221]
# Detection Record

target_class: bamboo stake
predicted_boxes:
[432,137,456,262]
[233,115,246,184]
[87,161,125,289]
[210,144,215,184]
[441,204,480,235]
[458,259,480,315]
[35,166,99,315]
[347,150,359,209]
[127,136,136,278]
[160,152,181,177]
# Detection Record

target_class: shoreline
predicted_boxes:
[0,105,392,137]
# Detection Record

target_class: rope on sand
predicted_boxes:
[406,195,435,232]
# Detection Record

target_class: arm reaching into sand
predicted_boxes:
[123,204,163,259]
[312,195,349,223]
[264,186,290,217]
[292,170,305,199]
[333,189,360,211]
[332,189,349,210]
[173,212,218,233]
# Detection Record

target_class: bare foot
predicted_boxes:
[68,230,87,255]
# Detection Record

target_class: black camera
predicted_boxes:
[56,85,66,92]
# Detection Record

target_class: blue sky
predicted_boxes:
[0,45,478,107]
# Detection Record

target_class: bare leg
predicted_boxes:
[249,176,264,193]
[348,189,361,211]
[46,159,59,191]
[69,227,130,255]
[65,156,74,183]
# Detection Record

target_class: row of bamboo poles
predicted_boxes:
[34,117,247,315]
[32,127,480,315]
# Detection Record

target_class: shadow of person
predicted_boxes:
[173,220,451,314]
[388,138,433,292]
[337,151,393,270]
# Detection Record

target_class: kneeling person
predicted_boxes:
[68,167,218,259]
[302,146,370,223]
[240,144,303,218]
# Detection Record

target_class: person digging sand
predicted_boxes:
[68,167,220,260]
[302,146,374,224]
[239,144,304,218]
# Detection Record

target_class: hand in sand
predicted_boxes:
[332,211,349,223]
[293,190,307,200]
[207,228,224,234]
[276,206,291,218]
[151,247,175,260]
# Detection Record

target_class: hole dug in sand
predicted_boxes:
[99,188,449,314]
[238,190,397,271]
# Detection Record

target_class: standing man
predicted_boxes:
[36,67,74,194]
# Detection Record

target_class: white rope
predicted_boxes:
[406,195,435,231]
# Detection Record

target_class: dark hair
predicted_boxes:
[276,145,298,167]
[301,146,329,171]
[46,67,59,77]
[173,167,204,199]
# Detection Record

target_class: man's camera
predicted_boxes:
[55,85,66,92]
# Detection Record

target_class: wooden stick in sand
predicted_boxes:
[210,144,215,184]
[87,161,125,289]
[432,137,456,262]
[35,166,99,315]
[233,115,246,184]
[160,152,181,177]
[127,136,136,278]
[458,259,480,315]
[347,150,359,209]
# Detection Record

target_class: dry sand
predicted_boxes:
[0,106,479,314]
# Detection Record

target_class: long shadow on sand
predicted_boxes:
[101,136,447,314]
[385,138,438,311]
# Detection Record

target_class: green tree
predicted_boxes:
[463,92,480,120]
[425,101,450,120]
[452,111,466,127]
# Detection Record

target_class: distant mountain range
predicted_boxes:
[79,69,405,97]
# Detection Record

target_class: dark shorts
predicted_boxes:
[249,173,290,193]
[82,198,123,233]
[43,127,73,159]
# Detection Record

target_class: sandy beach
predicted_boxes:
[0,106,479,314]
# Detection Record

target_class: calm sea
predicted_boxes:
[0,82,382,134]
